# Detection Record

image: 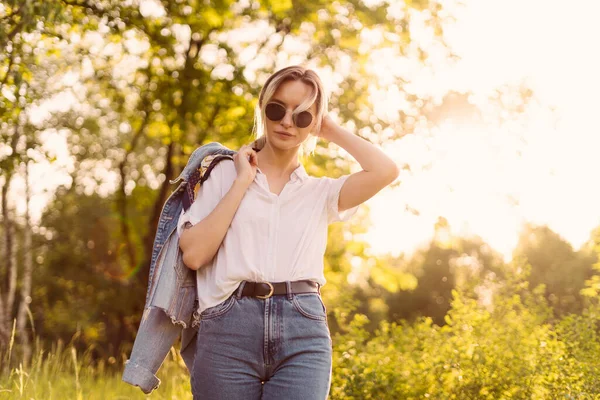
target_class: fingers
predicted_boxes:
[235,144,248,159]
[236,145,257,165]
[248,149,257,165]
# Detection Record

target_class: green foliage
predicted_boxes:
[3,269,600,398]
[581,226,600,299]
[383,227,506,326]
[1,0,455,361]
[33,185,148,359]
[514,224,595,316]
[4,1,600,397]
[330,272,600,399]
[0,336,193,399]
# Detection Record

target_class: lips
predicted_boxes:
[275,130,293,137]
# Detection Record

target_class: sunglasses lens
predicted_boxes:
[295,111,313,128]
[265,103,286,121]
[265,103,313,128]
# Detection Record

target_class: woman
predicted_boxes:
[178,65,399,399]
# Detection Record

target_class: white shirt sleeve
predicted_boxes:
[325,174,359,224]
[176,161,227,237]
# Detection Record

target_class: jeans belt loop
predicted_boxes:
[235,281,246,299]
[285,281,293,301]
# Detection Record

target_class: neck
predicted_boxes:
[257,141,301,177]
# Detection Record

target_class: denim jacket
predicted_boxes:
[122,142,236,394]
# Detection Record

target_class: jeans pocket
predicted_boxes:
[199,294,237,320]
[291,293,327,321]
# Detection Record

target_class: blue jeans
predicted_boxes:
[191,281,333,399]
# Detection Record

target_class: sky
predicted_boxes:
[7,0,600,261]
[363,0,600,260]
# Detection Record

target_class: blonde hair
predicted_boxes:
[252,65,328,157]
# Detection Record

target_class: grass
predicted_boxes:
[0,321,193,400]
[0,347,194,399]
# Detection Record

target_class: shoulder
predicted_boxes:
[314,174,352,199]
[190,158,234,200]
[303,174,335,186]
[300,175,335,196]
[214,158,235,175]
[310,175,340,186]
[201,156,235,179]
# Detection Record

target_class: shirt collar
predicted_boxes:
[292,163,308,182]
[256,163,308,183]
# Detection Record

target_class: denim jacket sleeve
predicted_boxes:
[122,143,235,394]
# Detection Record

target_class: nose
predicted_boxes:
[280,109,293,128]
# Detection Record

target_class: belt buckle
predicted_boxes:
[256,282,274,299]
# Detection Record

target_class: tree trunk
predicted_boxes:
[16,162,33,366]
[8,209,17,319]
[117,169,137,272]
[116,112,150,275]
[141,140,175,282]
[0,175,13,349]
[0,283,5,351]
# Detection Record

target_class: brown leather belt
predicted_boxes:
[240,280,320,299]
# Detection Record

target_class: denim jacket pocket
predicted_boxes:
[200,295,237,321]
[291,293,327,321]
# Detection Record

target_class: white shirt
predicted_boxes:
[176,158,359,314]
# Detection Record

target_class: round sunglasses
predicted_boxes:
[265,102,313,128]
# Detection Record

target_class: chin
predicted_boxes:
[268,136,300,151]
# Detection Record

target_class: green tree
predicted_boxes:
[385,218,506,326]
[5,0,453,355]
[513,223,594,317]
[0,0,77,362]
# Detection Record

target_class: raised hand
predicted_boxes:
[233,144,258,188]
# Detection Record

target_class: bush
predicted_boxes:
[330,279,600,399]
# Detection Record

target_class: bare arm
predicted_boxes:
[179,179,248,270]
[179,144,258,270]
[317,116,400,212]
